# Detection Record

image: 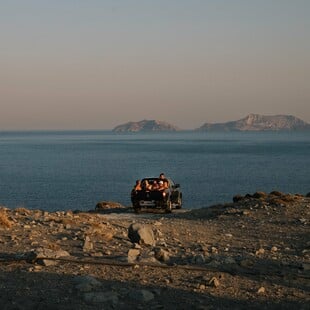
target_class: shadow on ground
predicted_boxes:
[0,267,308,310]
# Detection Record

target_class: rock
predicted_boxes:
[252,191,267,199]
[128,289,155,302]
[302,263,310,271]
[209,277,220,288]
[257,287,266,294]
[28,247,70,265]
[95,201,125,210]
[191,254,206,264]
[271,246,278,252]
[233,195,244,203]
[83,291,119,305]
[154,247,170,263]
[211,247,218,254]
[223,256,236,265]
[240,259,254,268]
[255,248,265,256]
[128,223,155,246]
[127,249,140,263]
[206,259,221,268]
[83,236,93,252]
[270,191,283,197]
[74,275,102,292]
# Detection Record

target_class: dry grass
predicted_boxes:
[0,210,13,228]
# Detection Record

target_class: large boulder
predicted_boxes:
[128,223,155,246]
[95,201,125,211]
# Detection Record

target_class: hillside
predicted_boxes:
[0,191,309,309]
[196,114,310,132]
[113,120,180,132]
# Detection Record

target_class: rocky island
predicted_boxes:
[196,114,310,132]
[0,191,309,309]
[112,120,180,132]
[112,114,310,133]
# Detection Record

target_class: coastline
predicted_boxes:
[0,191,309,309]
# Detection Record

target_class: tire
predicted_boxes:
[165,201,172,213]
[176,195,182,209]
[133,203,141,214]
[134,207,141,214]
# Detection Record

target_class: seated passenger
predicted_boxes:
[142,180,152,191]
[133,180,142,191]
[163,179,169,189]
[151,180,159,191]
[158,180,165,191]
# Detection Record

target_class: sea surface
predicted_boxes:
[0,131,309,212]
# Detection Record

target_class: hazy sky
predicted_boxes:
[1,0,309,130]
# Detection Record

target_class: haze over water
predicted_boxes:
[0,131,309,212]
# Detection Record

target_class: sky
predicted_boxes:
[1,0,309,130]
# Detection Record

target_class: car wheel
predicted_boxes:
[176,195,182,209]
[133,203,141,214]
[165,201,172,213]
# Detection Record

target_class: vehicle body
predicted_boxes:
[131,177,182,213]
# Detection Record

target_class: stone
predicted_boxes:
[83,291,119,305]
[128,248,140,263]
[192,254,206,264]
[223,256,236,265]
[257,287,266,294]
[74,275,102,292]
[252,191,267,199]
[83,236,93,252]
[28,247,70,265]
[211,247,218,254]
[302,263,310,271]
[271,246,278,252]
[154,247,170,263]
[128,223,155,246]
[95,201,124,210]
[209,277,220,288]
[233,195,244,203]
[255,248,265,256]
[129,289,155,303]
[240,259,254,268]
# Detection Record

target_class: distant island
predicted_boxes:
[112,114,310,132]
[196,114,310,132]
[112,120,179,132]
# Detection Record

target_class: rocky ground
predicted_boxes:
[0,191,309,309]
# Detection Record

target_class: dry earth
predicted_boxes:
[0,191,309,309]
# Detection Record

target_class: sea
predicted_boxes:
[0,130,309,212]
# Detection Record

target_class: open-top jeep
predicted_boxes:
[131,177,182,213]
